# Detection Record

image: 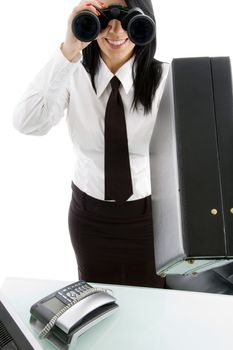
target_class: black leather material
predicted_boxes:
[211,57,233,253]
[151,57,233,276]
[172,57,226,256]
[166,262,233,295]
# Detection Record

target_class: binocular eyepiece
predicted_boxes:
[72,4,156,46]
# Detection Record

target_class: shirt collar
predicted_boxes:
[95,55,135,98]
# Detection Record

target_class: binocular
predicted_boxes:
[71,4,156,46]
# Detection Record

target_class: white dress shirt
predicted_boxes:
[13,47,169,201]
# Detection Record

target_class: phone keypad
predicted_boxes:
[56,281,93,305]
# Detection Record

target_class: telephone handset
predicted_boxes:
[30,280,119,344]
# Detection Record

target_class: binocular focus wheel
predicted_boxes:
[72,11,101,42]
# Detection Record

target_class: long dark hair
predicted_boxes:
[82,0,163,115]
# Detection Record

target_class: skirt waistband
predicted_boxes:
[71,182,152,219]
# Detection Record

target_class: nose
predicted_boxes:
[107,19,125,35]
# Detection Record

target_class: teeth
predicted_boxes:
[107,39,126,45]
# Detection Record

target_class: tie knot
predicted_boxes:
[110,76,121,91]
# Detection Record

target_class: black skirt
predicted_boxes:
[68,182,165,288]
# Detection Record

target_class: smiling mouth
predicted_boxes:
[105,38,128,48]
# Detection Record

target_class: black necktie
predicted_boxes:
[105,76,133,202]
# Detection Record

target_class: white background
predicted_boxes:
[0,0,232,286]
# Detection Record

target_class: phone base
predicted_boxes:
[30,303,118,346]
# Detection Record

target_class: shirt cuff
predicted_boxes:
[51,43,82,76]
[41,44,83,89]
[58,42,82,64]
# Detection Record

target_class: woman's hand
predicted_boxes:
[61,0,105,61]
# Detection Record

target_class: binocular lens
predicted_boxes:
[129,18,155,45]
[72,12,100,42]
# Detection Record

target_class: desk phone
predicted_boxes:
[30,281,118,344]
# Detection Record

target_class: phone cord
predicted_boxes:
[39,287,112,339]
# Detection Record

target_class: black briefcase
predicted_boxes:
[150,57,233,276]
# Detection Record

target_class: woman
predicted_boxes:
[13,0,169,287]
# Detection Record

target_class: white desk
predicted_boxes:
[1,277,233,349]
